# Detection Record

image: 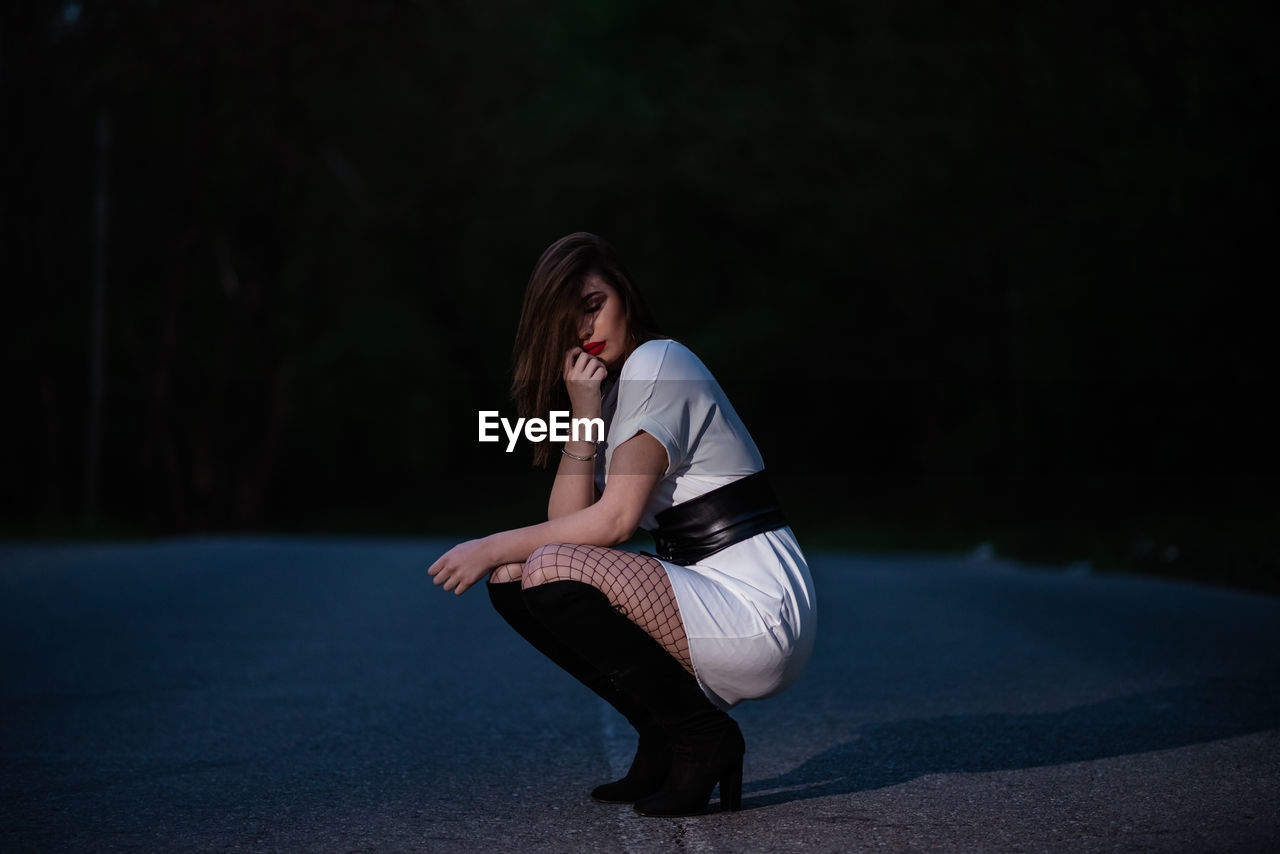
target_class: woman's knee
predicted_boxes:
[521,543,577,589]
[489,562,524,584]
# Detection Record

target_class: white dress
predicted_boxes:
[594,339,817,710]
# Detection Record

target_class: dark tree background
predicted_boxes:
[3,2,1275,590]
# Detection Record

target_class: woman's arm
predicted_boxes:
[546,428,601,520]
[547,346,607,520]
[429,430,667,595]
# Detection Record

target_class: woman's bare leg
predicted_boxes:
[521,543,693,675]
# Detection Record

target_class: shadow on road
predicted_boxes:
[740,672,1280,811]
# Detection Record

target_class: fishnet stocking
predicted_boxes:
[520,544,693,675]
[491,562,523,584]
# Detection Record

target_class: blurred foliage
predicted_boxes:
[2,1,1275,591]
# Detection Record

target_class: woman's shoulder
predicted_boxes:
[620,338,711,382]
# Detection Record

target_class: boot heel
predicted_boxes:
[720,755,743,812]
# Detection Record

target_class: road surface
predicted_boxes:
[2,538,1277,852]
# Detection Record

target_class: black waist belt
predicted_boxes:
[645,470,788,565]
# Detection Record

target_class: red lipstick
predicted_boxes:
[584,341,606,356]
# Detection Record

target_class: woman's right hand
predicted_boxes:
[563,346,608,417]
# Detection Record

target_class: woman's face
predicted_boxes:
[576,273,627,369]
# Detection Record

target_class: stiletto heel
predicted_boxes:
[720,754,743,812]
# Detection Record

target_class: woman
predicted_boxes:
[428,232,817,817]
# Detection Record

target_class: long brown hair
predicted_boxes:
[511,232,664,467]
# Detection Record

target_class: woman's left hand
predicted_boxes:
[427,537,496,595]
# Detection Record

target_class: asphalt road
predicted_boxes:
[2,538,1278,853]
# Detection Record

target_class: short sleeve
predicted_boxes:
[601,339,765,526]
[607,340,691,478]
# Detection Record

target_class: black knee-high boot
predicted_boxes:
[521,580,744,817]
[486,580,671,803]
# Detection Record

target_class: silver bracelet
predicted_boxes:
[561,444,597,462]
